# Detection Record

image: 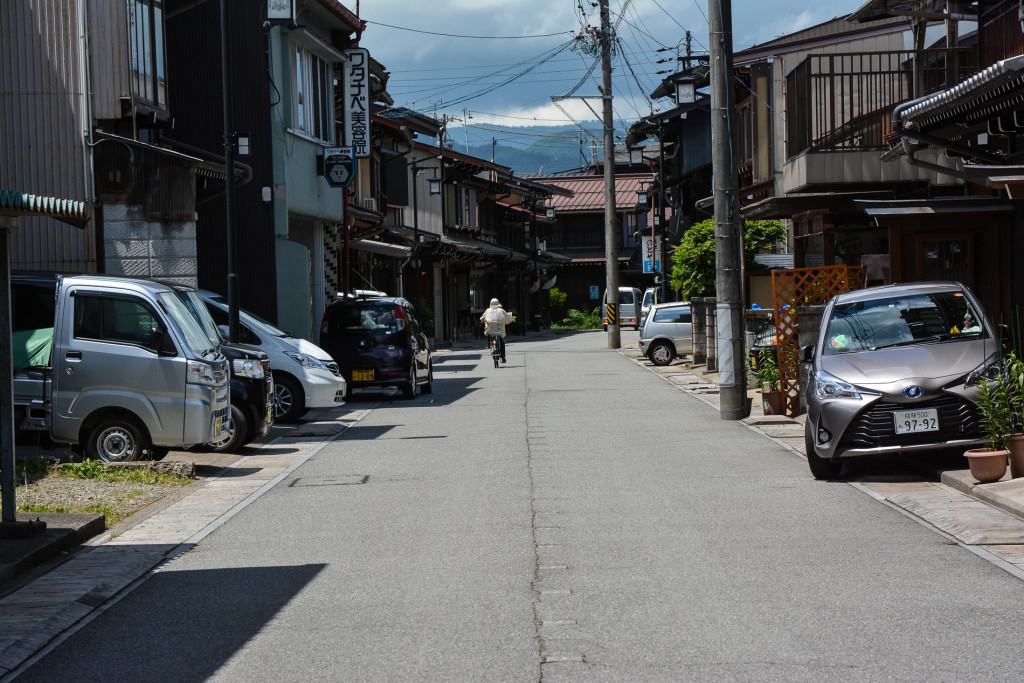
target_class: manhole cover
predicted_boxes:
[289,475,368,487]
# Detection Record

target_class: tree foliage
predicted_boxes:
[669,218,786,300]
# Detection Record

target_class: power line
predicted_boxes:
[468,110,590,123]
[647,0,708,51]
[384,55,661,73]
[364,19,574,39]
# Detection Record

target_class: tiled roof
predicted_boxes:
[538,174,655,212]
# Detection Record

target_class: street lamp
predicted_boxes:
[675,75,697,105]
[545,206,556,220]
[636,187,648,208]
[628,145,644,166]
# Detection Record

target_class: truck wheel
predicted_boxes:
[208,404,250,453]
[649,341,675,366]
[86,417,149,463]
[273,373,307,423]
[805,421,843,480]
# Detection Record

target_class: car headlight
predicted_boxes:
[187,359,218,386]
[966,354,1002,387]
[284,351,328,371]
[232,359,264,379]
[814,369,862,400]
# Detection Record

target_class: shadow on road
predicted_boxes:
[17,562,327,682]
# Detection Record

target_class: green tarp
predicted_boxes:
[13,328,53,370]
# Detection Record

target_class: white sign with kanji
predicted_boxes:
[343,48,371,158]
[642,235,661,274]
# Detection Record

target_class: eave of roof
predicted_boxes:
[898,55,1024,126]
[0,190,89,224]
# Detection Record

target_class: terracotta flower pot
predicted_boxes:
[761,390,785,416]
[964,448,1009,484]
[1010,435,1024,479]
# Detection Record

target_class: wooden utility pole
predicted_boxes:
[599,0,620,348]
[709,0,749,419]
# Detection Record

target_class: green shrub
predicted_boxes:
[548,287,568,318]
[978,376,1012,452]
[553,307,602,330]
[670,218,786,300]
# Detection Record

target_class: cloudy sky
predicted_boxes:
[360,0,853,128]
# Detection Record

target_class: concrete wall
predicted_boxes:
[103,203,197,286]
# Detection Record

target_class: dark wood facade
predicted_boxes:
[165,0,278,320]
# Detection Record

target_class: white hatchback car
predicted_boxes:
[199,291,346,422]
[639,301,693,366]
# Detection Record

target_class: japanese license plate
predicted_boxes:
[353,369,374,382]
[893,409,939,435]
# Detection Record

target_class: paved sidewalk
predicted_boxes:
[0,407,370,679]
[623,344,1024,582]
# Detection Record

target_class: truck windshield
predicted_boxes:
[177,290,222,345]
[824,290,987,355]
[157,293,219,356]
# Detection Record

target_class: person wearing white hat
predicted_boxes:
[480,298,514,363]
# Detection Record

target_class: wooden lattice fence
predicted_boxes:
[771,265,864,416]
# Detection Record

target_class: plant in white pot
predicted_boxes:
[755,347,785,416]
[1007,353,1024,478]
[965,374,1011,484]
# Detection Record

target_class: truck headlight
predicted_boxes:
[187,359,218,386]
[815,370,862,400]
[284,351,328,371]
[232,359,265,379]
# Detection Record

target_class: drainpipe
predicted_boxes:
[78,0,97,268]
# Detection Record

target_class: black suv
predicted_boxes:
[164,283,274,451]
[320,297,432,399]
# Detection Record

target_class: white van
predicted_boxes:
[199,291,346,422]
[602,287,644,330]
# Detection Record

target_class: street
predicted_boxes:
[16,331,1024,682]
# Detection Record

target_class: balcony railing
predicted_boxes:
[786,49,978,157]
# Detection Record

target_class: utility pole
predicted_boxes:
[599,0,620,348]
[220,0,240,342]
[657,117,667,301]
[463,108,471,154]
[709,0,748,419]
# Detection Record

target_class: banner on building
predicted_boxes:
[343,48,371,158]
[642,235,662,274]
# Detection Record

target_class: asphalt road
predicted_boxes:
[19,331,1024,681]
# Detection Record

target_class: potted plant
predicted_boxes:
[1006,353,1024,478]
[754,347,785,415]
[965,374,1011,484]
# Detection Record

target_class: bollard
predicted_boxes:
[705,296,718,373]
[691,297,707,365]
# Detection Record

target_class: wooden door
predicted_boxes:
[914,233,975,285]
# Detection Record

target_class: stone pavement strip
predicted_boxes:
[623,346,1024,581]
[0,408,370,679]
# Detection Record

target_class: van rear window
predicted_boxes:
[619,291,635,305]
[333,304,399,334]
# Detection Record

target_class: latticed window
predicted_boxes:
[292,45,334,143]
[128,0,167,108]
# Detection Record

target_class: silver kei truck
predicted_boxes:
[12,274,230,462]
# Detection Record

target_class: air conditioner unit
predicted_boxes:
[361,197,378,212]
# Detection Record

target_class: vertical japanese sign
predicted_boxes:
[343,48,371,158]
[642,235,662,274]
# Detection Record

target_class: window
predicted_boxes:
[205,304,262,346]
[654,306,692,324]
[292,44,334,142]
[618,290,635,305]
[128,0,167,108]
[74,295,171,352]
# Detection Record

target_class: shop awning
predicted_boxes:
[740,191,893,219]
[855,196,1013,216]
[352,239,412,258]
[0,190,89,224]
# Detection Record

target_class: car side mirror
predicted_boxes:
[150,329,176,356]
[801,345,814,363]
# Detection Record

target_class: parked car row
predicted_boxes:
[636,281,999,483]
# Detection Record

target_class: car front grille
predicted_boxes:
[839,394,980,450]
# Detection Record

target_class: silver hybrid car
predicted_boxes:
[803,282,995,480]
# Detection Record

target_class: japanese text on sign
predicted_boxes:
[343,48,371,158]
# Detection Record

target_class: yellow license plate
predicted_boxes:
[353,369,374,382]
